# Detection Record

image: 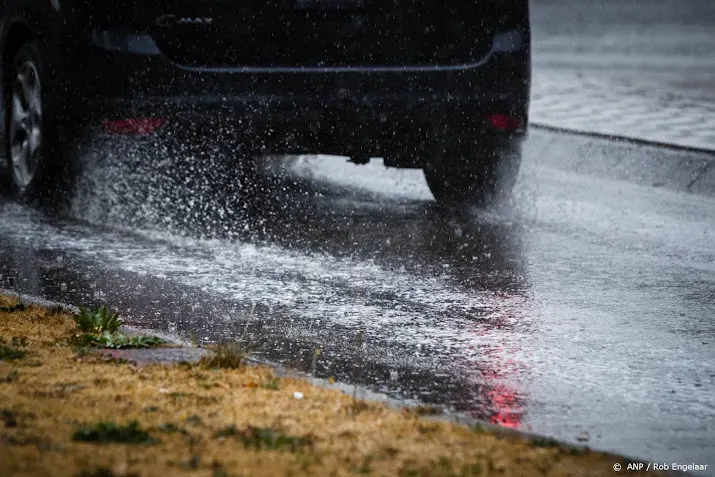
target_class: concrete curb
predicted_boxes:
[527,126,715,198]
[1,290,697,477]
[532,124,715,157]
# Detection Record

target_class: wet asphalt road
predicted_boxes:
[1,128,714,471]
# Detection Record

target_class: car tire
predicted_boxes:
[423,139,522,206]
[4,41,71,207]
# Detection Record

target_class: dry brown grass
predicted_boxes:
[0,295,663,477]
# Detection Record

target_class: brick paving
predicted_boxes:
[530,67,715,152]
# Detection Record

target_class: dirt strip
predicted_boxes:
[0,294,663,477]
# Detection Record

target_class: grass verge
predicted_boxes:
[0,294,663,477]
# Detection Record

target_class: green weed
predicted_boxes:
[73,306,122,334]
[200,341,249,369]
[74,331,164,349]
[0,301,27,313]
[214,425,313,452]
[73,421,156,445]
[0,336,27,361]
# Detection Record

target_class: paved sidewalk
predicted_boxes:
[530,69,715,151]
[529,0,715,152]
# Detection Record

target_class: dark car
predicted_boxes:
[0,0,530,205]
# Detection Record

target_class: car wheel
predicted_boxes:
[423,140,522,206]
[5,42,68,205]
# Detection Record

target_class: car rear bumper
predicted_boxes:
[56,29,531,163]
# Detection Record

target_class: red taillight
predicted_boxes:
[101,117,168,135]
[486,114,523,133]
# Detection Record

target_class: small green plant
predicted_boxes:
[200,341,249,369]
[201,303,267,369]
[73,421,156,445]
[214,426,313,452]
[100,333,163,349]
[74,331,164,349]
[0,336,27,361]
[0,300,27,313]
[73,306,123,334]
[11,336,28,348]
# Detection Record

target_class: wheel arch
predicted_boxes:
[1,20,34,162]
